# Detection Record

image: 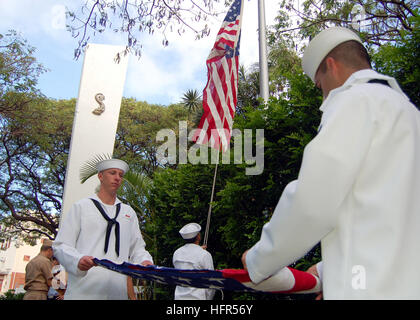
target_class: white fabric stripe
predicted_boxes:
[195,118,210,145]
[216,22,239,44]
[209,134,217,149]
[229,57,238,120]
[221,57,237,126]
[220,20,240,32]
[213,60,233,123]
[218,26,239,38]
[205,83,224,131]
[207,66,229,145]
[242,267,297,292]
[216,31,239,46]
[209,63,230,147]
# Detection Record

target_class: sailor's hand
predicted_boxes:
[306,264,323,300]
[141,260,154,267]
[78,256,96,271]
[241,250,249,271]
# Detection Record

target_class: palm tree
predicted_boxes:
[181,89,204,128]
[181,89,202,114]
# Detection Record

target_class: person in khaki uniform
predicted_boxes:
[23,239,54,300]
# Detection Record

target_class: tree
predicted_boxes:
[279,0,418,45]
[66,0,229,59]
[180,88,203,126]
[148,61,323,299]
[0,98,75,240]
[114,99,189,177]
[181,89,202,114]
[372,14,420,107]
[0,32,62,240]
[0,31,47,115]
[237,64,260,112]
[0,95,189,241]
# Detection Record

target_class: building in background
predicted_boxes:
[0,237,45,294]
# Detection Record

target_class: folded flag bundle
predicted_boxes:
[94,258,321,294]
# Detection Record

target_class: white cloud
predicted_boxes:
[0,0,281,104]
[124,28,212,104]
[124,0,282,104]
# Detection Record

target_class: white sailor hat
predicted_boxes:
[302,27,363,82]
[179,223,201,240]
[96,159,129,174]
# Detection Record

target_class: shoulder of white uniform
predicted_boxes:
[76,195,99,205]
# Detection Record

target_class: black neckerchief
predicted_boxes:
[90,198,121,256]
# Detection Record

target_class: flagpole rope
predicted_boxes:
[203,149,220,247]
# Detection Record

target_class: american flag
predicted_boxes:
[192,0,243,152]
[94,258,321,294]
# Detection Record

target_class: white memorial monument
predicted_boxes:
[60,43,129,221]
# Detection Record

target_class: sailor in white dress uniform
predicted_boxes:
[173,223,216,300]
[242,27,420,299]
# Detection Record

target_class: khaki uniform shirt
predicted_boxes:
[24,253,53,292]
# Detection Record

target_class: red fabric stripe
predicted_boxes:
[216,37,235,49]
[227,58,236,118]
[222,269,251,283]
[218,28,239,36]
[210,77,224,123]
[222,267,318,293]
[285,267,318,293]
[232,56,239,107]
[217,21,239,35]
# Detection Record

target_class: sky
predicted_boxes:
[0,0,281,106]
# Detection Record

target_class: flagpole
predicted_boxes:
[203,150,219,247]
[258,0,269,103]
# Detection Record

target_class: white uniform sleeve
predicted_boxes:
[128,207,153,265]
[53,203,87,277]
[316,261,323,282]
[202,250,216,300]
[246,90,376,283]
[201,251,214,271]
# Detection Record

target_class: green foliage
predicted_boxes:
[0,97,75,240]
[237,64,260,112]
[181,89,202,114]
[1,92,188,239]
[114,99,189,177]
[0,30,46,94]
[0,31,74,242]
[148,65,323,299]
[372,14,420,107]
[2,3,418,300]
[280,0,418,45]
[0,290,24,300]
[0,31,48,119]
[79,153,113,184]
[180,88,204,128]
